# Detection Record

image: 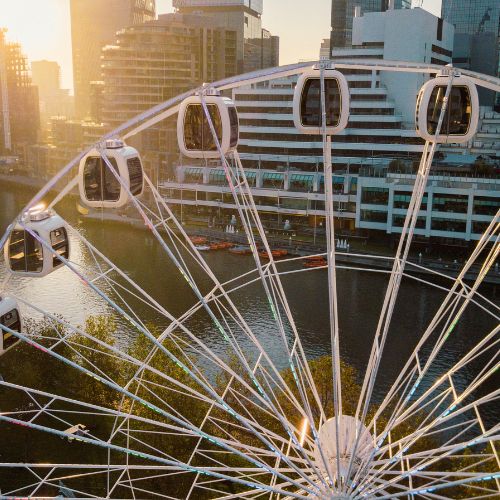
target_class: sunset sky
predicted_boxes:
[1,0,441,92]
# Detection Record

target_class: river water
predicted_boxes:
[0,183,498,416]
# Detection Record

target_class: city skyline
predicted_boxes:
[2,0,441,93]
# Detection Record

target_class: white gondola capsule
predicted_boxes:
[415,75,479,144]
[177,92,239,159]
[293,67,350,135]
[0,297,22,355]
[78,139,144,208]
[4,208,70,278]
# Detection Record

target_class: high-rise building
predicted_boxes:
[173,0,278,73]
[100,13,238,182]
[0,29,40,153]
[330,0,411,49]
[31,60,74,131]
[441,0,500,109]
[70,0,156,118]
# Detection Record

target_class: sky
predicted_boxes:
[0,0,442,93]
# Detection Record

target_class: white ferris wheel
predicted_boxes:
[0,60,499,499]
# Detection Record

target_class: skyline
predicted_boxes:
[1,0,441,93]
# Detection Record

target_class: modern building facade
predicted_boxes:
[173,0,278,73]
[441,0,500,109]
[0,29,39,154]
[330,0,411,49]
[157,6,499,248]
[70,0,156,118]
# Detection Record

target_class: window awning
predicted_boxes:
[243,171,257,178]
[320,175,345,184]
[209,170,226,181]
[263,172,284,180]
[185,167,203,175]
[290,174,314,183]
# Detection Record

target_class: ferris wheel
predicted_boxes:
[0,60,499,499]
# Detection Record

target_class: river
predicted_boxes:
[0,182,498,415]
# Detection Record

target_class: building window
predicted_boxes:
[393,215,426,229]
[184,167,203,184]
[433,194,468,214]
[394,192,427,210]
[262,172,284,189]
[361,210,387,223]
[473,197,499,216]
[289,174,314,192]
[361,187,389,205]
[431,218,466,233]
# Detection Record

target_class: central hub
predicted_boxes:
[314,415,374,485]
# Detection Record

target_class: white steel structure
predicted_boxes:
[0,60,499,499]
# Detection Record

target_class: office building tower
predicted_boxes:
[441,0,500,109]
[330,0,411,49]
[31,60,74,131]
[173,0,278,73]
[0,29,39,153]
[70,0,156,118]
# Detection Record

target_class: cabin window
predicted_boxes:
[9,229,43,273]
[127,157,143,195]
[83,156,120,201]
[228,106,239,148]
[426,86,471,136]
[184,104,223,152]
[1,309,21,350]
[300,77,342,128]
[50,227,69,267]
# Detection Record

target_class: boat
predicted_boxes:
[190,236,207,245]
[259,249,288,259]
[304,255,326,262]
[229,245,252,255]
[195,245,211,251]
[303,258,327,268]
[209,242,225,250]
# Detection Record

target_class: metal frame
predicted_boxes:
[0,60,499,499]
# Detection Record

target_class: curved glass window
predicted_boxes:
[9,229,43,273]
[426,86,471,136]
[127,157,143,195]
[184,104,222,152]
[83,156,120,201]
[1,308,21,350]
[228,106,239,148]
[50,227,69,267]
[300,78,342,128]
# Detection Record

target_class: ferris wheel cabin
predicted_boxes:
[4,209,70,278]
[293,67,350,135]
[78,140,144,208]
[0,297,22,355]
[177,93,239,159]
[415,75,479,143]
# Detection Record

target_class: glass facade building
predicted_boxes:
[441,0,500,109]
[330,0,411,49]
